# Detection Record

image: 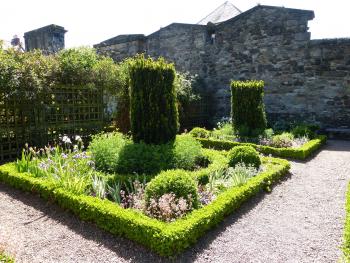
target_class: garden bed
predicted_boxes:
[195,135,327,160]
[0,155,290,257]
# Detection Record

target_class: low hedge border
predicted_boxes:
[0,156,290,257]
[196,135,327,160]
[0,252,14,263]
[343,181,350,261]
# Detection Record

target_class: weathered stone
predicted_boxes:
[94,5,350,129]
[24,24,66,54]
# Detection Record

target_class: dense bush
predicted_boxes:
[88,132,130,173]
[145,170,199,208]
[227,146,261,168]
[129,55,178,144]
[89,133,203,174]
[0,46,120,100]
[189,127,210,138]
[292,125,316,139]
[230,80,267,136]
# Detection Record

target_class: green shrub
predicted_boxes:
[292,125,316,139]
[271,132,294,148]
[230,80,267,136]
[189,127,210,138]
[89,132,130,173]
[227,146,261,168]
[171,134,203,170]
[90,133,203,175]
[145,170,199,208]
[129,55,178,144]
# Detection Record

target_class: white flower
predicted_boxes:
[62,135,72,144]
[75,135,82,142]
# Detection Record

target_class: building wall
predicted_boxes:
[24,25,66,54]
[95,5,350,129]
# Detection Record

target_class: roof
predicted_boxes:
[197,1,242,25]
[24,24,67,37]
[94,34,146,48]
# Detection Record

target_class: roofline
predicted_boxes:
[94,5,315,47]
[24,24,67,36]
[147,22,206,38]
[216,5,314,27]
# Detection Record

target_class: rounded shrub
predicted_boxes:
[227,146,261,168]
[145,170,199,208]
[189,127,210,138]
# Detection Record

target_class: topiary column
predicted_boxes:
[129,55,178,144]
[230,80,267,136]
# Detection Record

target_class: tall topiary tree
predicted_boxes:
[129,55,178,144]
[230,80,267,136]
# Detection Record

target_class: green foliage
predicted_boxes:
[0,47,119,100]
[145,170,199,208]
[291,124,316,139]
[88,132,130,173]
[189,127,210,138]
[343,181,350,261]
[172,134,203,170]
[230,80,267,136]
[129,55,178,144]
[271,132,294,148]
[207,163,258,194]
[0,252,14,263]
[89,133,203,175]
[227,146,261,168]
[0,156,290,256]
[196,135,327,160]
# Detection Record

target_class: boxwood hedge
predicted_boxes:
[343,181,350,261]
[0,153,289,256]
[196,135,327,160]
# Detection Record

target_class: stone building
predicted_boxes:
[24,24,67,54]
[94,3,350,130]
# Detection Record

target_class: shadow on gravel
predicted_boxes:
[0,171,295,263]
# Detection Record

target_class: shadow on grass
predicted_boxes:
[0,170,294,263]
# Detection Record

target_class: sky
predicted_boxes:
[1,0,349,48]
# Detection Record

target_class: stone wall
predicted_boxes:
[95,5,350,129]
[24,24,66,54]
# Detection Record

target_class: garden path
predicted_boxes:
[0,140,349,263]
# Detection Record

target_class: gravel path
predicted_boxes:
[0,140,349,263]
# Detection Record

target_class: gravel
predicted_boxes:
[0,140,349,263]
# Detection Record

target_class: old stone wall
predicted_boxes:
[24,24,66,54]
[95,5,350,129]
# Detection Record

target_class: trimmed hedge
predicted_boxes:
[343,181,350,261]
[0,155,289,257]
[196,135,327,160]
[230,80,267,135]
[129,55,178,144]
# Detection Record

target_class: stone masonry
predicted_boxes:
[24,24,67,54]
[94,5,350,129]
